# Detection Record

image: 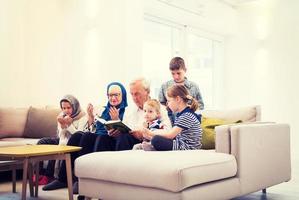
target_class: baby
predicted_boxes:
[133,99,166,151]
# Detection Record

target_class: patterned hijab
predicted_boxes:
[100,82,128,121]
[60,95,82,118]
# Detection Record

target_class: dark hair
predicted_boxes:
[169,57,186,71]
[167,85,199,112]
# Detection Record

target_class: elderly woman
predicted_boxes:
[43,82,128,192]
[78,81,128,153]
[36,95,88,185]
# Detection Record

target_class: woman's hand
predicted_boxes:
[57,115,67,129]
[87,103,94,117]
[64,115,73,126]
[109,107,119,120]
[57,116,64,124]
[107,128,121,137]
[87,103,95,126]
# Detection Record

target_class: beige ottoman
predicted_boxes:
[75,150,239,200]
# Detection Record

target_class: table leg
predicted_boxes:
[28,162,34,197]
[12,165,16,193]
[65,153,73,200]
[22,158,28,200]
[35,161,39,197]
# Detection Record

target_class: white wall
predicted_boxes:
[225,0,299,159]
[0,0,143,108]
[1,0,235,109]
[1,0,297,158]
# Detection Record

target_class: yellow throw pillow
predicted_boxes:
[201,117,241,149]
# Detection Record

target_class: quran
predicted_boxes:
[95,116,131,133]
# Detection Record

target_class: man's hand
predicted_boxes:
[109,107,119,120]
[108,129,121,137]
[130,130,144,141]
[142,128,153,140]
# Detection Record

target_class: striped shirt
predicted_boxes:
[148,119,165,131]
[173,107,202,150]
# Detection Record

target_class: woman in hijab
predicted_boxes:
[57,95,88,145]
[36,95,88,185]
[43,82,128,192]
[83,81,128,149]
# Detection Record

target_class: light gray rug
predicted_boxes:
[0,193,21,200]
[0,192,71,200]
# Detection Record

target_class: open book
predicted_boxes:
[95,116,131,133]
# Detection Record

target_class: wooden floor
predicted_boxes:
[0,157,298,200]
[0,179,298,200]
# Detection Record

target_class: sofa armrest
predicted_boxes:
[215,122,276,154]
[229,123,291,195]
[215,125,231,154]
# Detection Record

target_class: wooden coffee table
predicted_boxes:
[0,145,81,200]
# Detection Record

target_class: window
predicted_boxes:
[186,33,215,108]
[142,15,224,109]
[142,18,182,98]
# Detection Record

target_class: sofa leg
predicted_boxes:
[262,188,266,193]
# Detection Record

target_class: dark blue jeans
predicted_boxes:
[151,135,173,151]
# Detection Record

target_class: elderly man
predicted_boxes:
[98,78,171,150]
[75,78,172,199]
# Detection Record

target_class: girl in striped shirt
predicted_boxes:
[142,85,202,150]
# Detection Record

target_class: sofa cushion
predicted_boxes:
[201,117,227,149]
[23,107,60,138]
[201,117,239,149]
[75,150,237,192]
[201,105,260,122]
[0,107,29,139]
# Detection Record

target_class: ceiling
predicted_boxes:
[220,0,259,7]
[157,0,259,14]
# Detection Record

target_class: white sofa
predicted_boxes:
[75,106,291,200]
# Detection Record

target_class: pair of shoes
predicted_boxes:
[42,179,67,191]
[73,181,78,194]
[77,195,85,200]
[32,175,53,185]
[38,175,54,185]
